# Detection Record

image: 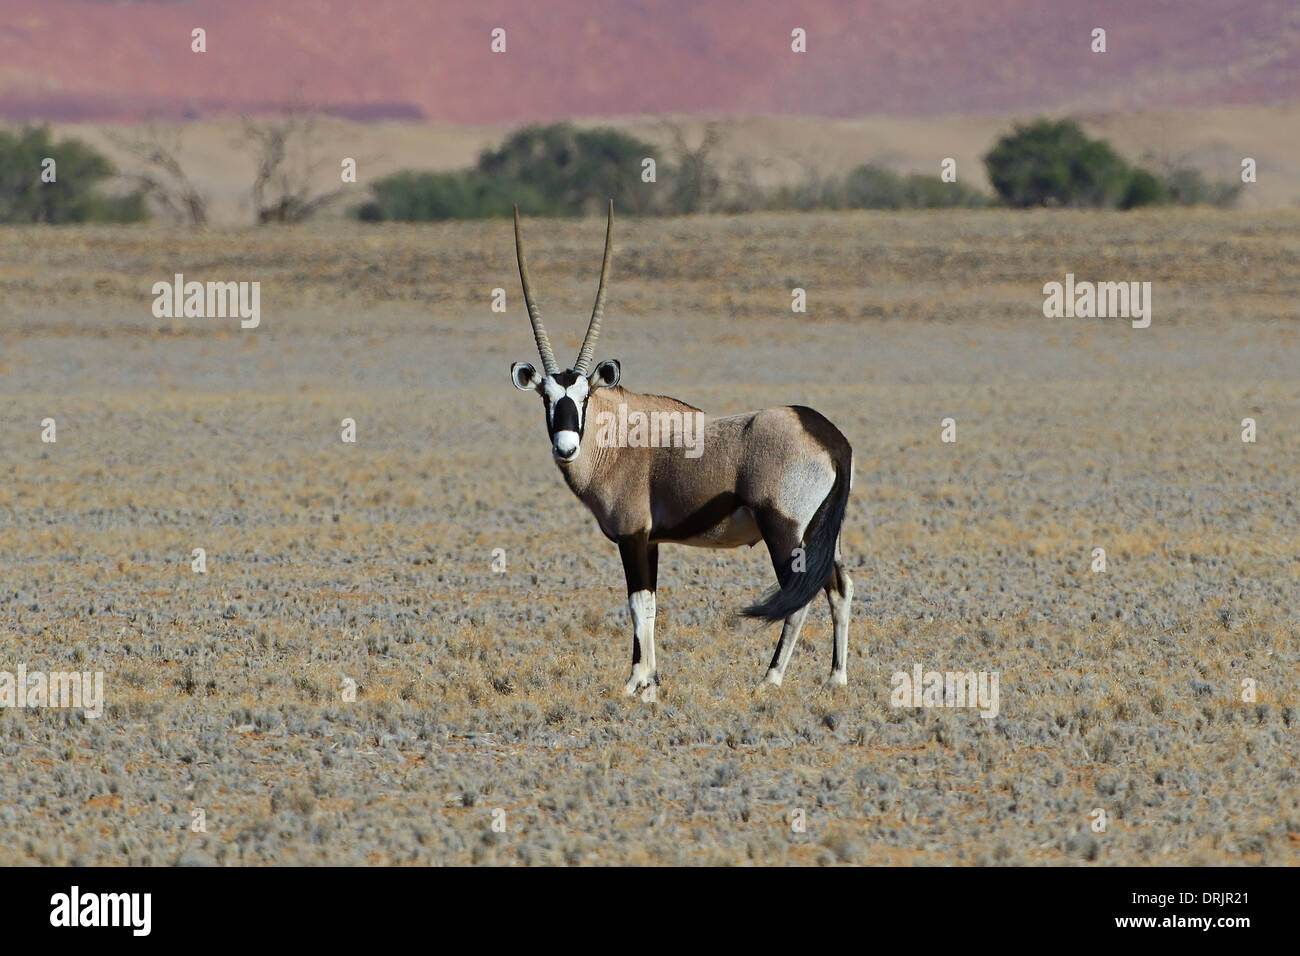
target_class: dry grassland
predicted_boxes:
[0,209,1297,865]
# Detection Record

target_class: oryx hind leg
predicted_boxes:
[824,541,852,686]
[757,511,809,687]
[763,604,810,687]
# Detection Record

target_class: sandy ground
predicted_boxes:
[37,105,1300,225]
[0,209,1297,865]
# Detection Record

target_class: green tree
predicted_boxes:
[0,126,146,223]
[476,123,656,215]
[984,120,1134,208]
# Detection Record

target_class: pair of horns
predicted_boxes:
[514,199,613,376]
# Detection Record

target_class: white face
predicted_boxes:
[511,359,620,465]
[542,373,590,463]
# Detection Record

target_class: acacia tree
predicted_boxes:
[983,119,1132,208]
[106,123,208,225]
[239,110,351,224]
[476,123,658,215]
[661,120,724,214]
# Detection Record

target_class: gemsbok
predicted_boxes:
[509,202,853,694]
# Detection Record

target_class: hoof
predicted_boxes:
[623,671,658,697]
[828,669,847,688]
[761,669,783,688]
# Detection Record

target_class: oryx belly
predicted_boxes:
[680,506,761,548]
[653,504,761,549]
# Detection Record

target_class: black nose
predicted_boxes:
[552,396,580,434]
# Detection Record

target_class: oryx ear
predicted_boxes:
[511,361,542,391]
[587,359,620,389]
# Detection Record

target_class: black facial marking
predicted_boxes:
[552,396,580,434]
[553,370,580,387]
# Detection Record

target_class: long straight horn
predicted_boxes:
[574,199,613,375]
[514,205,559,375]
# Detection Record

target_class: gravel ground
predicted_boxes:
[0,210,1296,864]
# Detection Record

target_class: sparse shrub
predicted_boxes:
[710,762,741,786]
[361,169,551,221]
[579,608,605,635]
[544,702,576,726]
[821,830,864,864]
[1067,832,1101,861]
[490,674,516,695]
[1164,166,1241,207]
[842,164,904,209]
[767,171,845,211]
[1120,168,1167,209]
[899,172,988,208]
[270,785,316,817]
[766,163,987,211]
[293,675,321,702]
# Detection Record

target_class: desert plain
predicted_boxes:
[0,209,1296,864]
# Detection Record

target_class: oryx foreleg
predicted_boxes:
[619,532,658,695]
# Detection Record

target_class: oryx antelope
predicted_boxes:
[509,202,853,693]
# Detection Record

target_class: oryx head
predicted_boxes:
[511,200,621,465]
